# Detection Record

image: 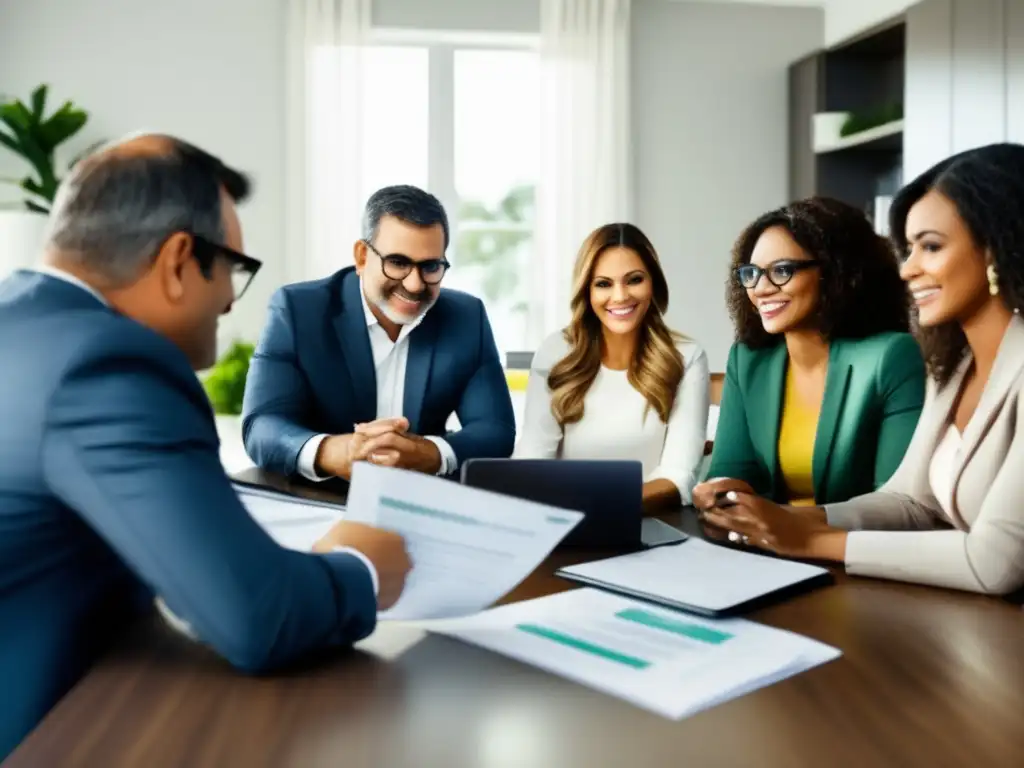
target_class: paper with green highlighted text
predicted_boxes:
[423,587,841,719]
[345,463,584,621]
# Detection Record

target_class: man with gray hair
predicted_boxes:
[242,184,516,483]
[0,134,411,759]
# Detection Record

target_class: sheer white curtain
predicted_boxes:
[285,0,371,282]
[532,0,632,343]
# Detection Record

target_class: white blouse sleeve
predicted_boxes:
[512,334,565,459]
[647,343,711,504]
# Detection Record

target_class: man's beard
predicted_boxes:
[374,284,435,325]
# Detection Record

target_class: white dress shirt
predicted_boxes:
[513,331,710,504]
[297,281,458,481]
[28,266,382,596]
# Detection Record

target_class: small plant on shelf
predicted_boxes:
[839,103,903,138]
[203,341,255,416]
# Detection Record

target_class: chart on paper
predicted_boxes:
[426,588,841,720]
[345,463,583,620]
[515,605,736,674]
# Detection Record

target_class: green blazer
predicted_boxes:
[706,333,926,505]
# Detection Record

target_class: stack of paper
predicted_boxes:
[424,587,840,720]
[236,485,343,550]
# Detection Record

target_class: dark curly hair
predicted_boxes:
[727,196,911,349]
[889,143,1024,386]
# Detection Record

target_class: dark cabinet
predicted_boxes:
[788,53,822,202]
[786,20,905,231]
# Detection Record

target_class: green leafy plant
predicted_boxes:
[839,103,903,137]
[203,342,255,416]
[0,84,90,213]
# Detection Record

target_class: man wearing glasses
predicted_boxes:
[0,135,412,760]
[242,184,515,482]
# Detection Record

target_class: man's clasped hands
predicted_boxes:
[316,416,444,479]
[305,416,445,611]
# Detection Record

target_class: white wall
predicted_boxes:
[0,0,822,371]
[0,0,286,353]
[904,0,1024,182]
[374,0,539,32]
[824,0,915,46]
[632,0,822,369]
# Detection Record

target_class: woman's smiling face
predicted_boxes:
[900,189,992,327]
[589,246,654,337]
[741,225,822,335]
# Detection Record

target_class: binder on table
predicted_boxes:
[556,538,833,617]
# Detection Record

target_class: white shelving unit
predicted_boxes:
[815,119,904,154]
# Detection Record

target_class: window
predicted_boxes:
[354,32,540,356]
[310,44,429,197]
[453,48,540,355]
[358,46,430,200]
[309,45,429,276]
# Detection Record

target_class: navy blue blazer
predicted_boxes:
[0,270,378,760]
[242,266,516,476]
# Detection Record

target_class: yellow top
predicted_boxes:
[777,368,821,506]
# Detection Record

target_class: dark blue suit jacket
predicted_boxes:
[242,266,516,476]
[0,270,377,759]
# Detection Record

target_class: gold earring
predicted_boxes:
[987,263,1000,296]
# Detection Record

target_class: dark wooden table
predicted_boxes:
[9,469,1024,767]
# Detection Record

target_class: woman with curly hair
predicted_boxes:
[514,223,710,510]
[706,143,1024,596]
[694,197,926,511]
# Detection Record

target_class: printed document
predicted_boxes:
[559,538,829,613]
[235,484,343,551]
[424,587,840,719]
[345,463,584,621]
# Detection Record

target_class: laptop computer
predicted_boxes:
[459,458,687,551]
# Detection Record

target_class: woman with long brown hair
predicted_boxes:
[514,222,709,510]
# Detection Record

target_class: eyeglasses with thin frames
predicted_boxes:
[734,260,820,289]
[363,240,450,285]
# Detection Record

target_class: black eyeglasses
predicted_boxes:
[363,240,450,285]
[192,234,262,299]
[733,260,820,289]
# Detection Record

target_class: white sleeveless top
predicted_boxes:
[928,424,961,517]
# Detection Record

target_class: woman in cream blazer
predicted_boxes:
[705,143,1024,596]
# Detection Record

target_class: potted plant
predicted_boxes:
[839,102,903,137]
[202,341,256,471]
[0,85,92,277]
